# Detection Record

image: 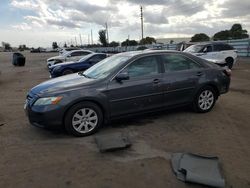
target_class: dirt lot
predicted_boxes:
[0,52,250,188]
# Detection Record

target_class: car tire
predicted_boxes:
[193,86,217,113]
[64,102,103,137]
[62,69,74,75]
[225,57,234,69]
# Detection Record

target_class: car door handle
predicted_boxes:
[153,79,160,84]
[196,72,203,77]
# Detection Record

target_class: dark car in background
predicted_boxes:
[49,53,108,78]
[25,50,231,137]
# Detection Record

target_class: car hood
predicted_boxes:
[31,73,94,96]
[48,56,65,61]
[50,61,78,69]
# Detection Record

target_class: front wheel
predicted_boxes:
[193,86,217,113]
[64,102,103,136]
[225,57,234,69]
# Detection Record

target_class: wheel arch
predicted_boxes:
[196,83,220,100]
[63,98,108,127]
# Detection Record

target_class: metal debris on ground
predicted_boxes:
[95,132,131,152]
[171,153,225,188]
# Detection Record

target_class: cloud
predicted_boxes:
[144,10,168,24]
[11,0,39,10]
[12,23,32,30]
[221,0,250,18]
[6,0,250,47]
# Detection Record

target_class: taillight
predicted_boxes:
[223,69,232,77]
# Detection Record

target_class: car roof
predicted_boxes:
[115,50,179,57]
[69,49,93,53]
[193,42,231,45]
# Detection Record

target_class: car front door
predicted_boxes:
[107,55,164,117]
[160,53,205,106]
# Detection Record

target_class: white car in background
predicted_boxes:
[184,42,237,69]
[59,47,82,55]
[47,50,93,68]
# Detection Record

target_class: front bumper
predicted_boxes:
[25,100,65,130]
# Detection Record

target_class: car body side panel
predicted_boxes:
[162,69,206,106]
[107,74,164,117]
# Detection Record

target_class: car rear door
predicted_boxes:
[160,53,205,106]
[107,55,164,117]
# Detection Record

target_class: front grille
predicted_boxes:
[26,92,38,105]
[27,94,33,102]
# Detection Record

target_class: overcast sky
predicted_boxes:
[0,0,249,47]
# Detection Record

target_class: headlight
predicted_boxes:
[34,96,63,106]
[51,66,61,74]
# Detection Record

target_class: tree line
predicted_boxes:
[1,23,248,51]
[190,23,249,42]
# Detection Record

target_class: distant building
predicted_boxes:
[156,37,191,44]
[0,47,3,52]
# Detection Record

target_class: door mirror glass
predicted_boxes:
[203,48,208,53]
[115,72,129,82]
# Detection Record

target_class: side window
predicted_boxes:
[214,44,233,51]
[70,52,80,56]
[89,55,102,62]
[162,54,201,72]
[202,45,212,53]
[123,56,159,78]
[223,44,234,50]
[214,44,223,51]
[80,51,91,56]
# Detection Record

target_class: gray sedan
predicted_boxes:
[25,50,230,136]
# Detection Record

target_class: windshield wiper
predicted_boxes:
[78,72,93,79]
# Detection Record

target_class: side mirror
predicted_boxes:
[202,48,207,53]
[115,72,129,82]
[67,54,71,57]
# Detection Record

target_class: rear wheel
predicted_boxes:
[225,57,234,69]
[64,102,103,136]
[62,69,74,75]
[193,86,217,113]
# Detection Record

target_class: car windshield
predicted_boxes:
[184,45,205,53]
[77,54,94,62]
[80,55,130,79]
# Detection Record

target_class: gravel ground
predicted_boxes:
[0,52,250,188]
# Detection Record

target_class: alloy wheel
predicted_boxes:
[72,108,98,133]
[198,90,214,111]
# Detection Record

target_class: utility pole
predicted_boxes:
[75,36,77,46]
[105,22,109,44]
[140,6,144,42]
[91,29,93,45]
[79,34,82,46]
[88,34,90,46]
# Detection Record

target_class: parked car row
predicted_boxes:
[47,49,93,68]
[25,50,231,136]
[49,53,108,78]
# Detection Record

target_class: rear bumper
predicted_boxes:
[219,75,230,94]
